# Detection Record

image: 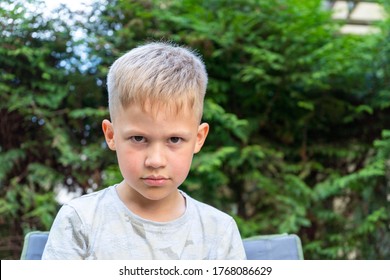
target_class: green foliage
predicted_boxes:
[89,0,390,259]
[1,0,389,259]
[0,0,114,258]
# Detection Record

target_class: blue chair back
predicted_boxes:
[20,231,49,260]
[21,231,304,260]
[243,233,304,260]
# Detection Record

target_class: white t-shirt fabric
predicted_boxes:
[42,185,246,260]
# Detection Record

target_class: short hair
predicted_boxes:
[106,42,208,121]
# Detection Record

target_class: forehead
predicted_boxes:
[118,97,198,120]
[115,101,199,129]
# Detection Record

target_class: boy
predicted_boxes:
[42,42,246,259]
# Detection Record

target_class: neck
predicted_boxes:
[116,181,186,222]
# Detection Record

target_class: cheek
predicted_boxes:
[169,151,194,177]
[116,147,141,176]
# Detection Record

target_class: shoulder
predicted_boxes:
[62,186,117,219]
[183,192,235,225]
[181,192,246,259]
[67,186,114,206]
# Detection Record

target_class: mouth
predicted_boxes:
[141,176,170,186]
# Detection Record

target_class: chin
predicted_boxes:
[140,188,178,201]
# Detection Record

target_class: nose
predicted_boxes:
[144,143,167,169]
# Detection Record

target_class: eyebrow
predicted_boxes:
[166,131,193,138]
[121,128,193,138]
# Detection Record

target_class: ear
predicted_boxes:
[102,119,116,151]
[194,122,209,154]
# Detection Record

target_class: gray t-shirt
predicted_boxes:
[42,185,246,260]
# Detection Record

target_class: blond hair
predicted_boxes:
[106,42,208,121]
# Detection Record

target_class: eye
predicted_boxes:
[130,136,146,143]
[169,137,182,144]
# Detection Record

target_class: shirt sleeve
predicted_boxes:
[215,218,247,260]
[42,204,89,260]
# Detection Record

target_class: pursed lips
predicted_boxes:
[141,176,169,186]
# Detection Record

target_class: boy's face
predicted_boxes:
[102,103,209,203]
